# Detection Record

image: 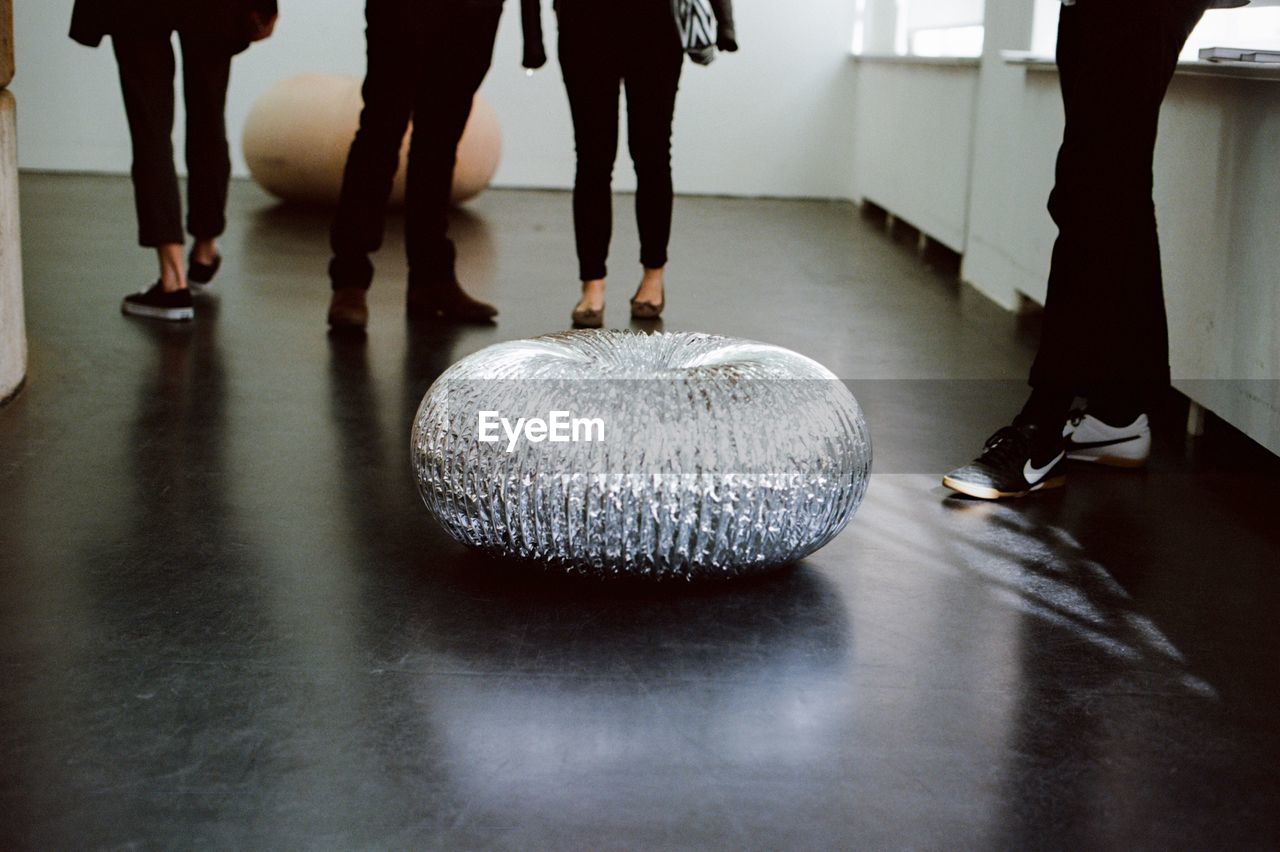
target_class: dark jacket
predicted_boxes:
[70,0,279,49]
[522,0,548,69]
[703,0,737,52]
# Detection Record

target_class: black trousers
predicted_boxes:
[1030,0,1209,406]
[329,0,503,291]
[112,32,235,248]
[558,0,683,282]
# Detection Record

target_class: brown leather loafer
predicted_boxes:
[328,287,369,330]
[407,281,498,324]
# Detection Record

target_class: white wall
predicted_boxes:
[851,59,978,252]
[10,0,858,199]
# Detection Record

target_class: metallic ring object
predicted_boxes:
[411,331,871,579]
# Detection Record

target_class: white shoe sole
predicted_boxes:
[1065,449,1149,468]
[122,302,194,321]
[942,473,1066,500]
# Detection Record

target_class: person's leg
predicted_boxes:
[112,31,186,291]
[329,0,415,294]
[178,32,234,282]
[943,0,1208,499]
[400,0,501,321]
[1031,0,1209,422]
[112,30,195,321]
[558,3,623,318]
[622,20,683,310]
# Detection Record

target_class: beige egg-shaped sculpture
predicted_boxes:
[242,73,501,207]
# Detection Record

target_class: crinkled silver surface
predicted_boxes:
[411,330,871,579]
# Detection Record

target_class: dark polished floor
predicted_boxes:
[2,174,1278,848]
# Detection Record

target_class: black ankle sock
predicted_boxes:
[1088,396,1143,427]
[1013,387,1074,430]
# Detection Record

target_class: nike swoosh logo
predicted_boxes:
[1064,435,1140,451]
[1024,451,1064,484]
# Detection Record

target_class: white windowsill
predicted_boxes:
[852,53,982,69]
[1002,50,1280,82]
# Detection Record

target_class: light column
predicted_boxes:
[0,0,26,404]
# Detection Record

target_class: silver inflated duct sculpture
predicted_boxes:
[411,330,871,579]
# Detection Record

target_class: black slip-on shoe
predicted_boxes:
[122,282,194,322]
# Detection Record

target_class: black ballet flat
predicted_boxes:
[188,250,222,291]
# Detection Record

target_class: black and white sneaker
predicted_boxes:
[943,423,1067,500]
[1063,410,1150,468]
[121,282,194,321]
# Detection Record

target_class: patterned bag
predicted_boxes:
[673,0,719,65]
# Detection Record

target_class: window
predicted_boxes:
[1030,2,1280,61]
[1182,7,1280,60]
[910,25,984,58]
[853,0,986,58]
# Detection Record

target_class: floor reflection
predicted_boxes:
[853,476,1216,697]
[402,559,852,823]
